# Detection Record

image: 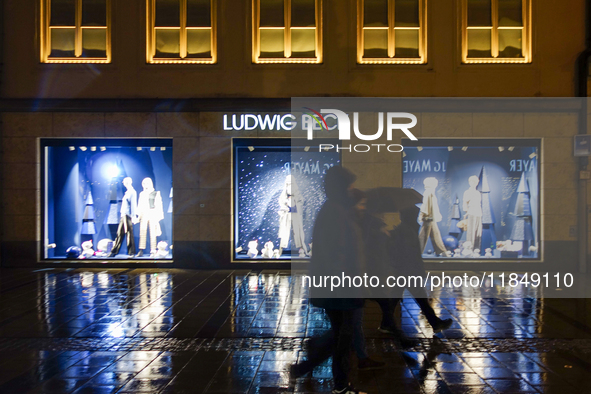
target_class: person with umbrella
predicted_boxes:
[389,205,453,333]
[365,187,452,334]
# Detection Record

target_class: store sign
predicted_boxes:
[223,114,305,131]
[223,111,418,140]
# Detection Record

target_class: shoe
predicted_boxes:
[289,363,307,380]
[378,325,419,349]
[397,336,420,349]
[107,252,117,257]
[358,357,385,370]
[431,318,453,333]
[332,384,367,394]
[378,325,399,335]
[135,250,144,258]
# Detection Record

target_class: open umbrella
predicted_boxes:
[365,187,423,213]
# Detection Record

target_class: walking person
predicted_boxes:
[388,206,452,333]
[353,188,417,349]
[291,166,368,394]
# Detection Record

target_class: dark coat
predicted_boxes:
[309,197,365,310]
[389,222,427,278]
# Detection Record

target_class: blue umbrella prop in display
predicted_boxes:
[448,194,462,238]
[81,191,96,242]
[478,166,496,256]
[510,172,534,256]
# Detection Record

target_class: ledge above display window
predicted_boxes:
[41,138,174,261]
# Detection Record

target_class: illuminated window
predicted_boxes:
[147,0,216,64]
[358,0,427,64]
[462,0,531,63]
[253,0,322,64]
[41,0,111,63]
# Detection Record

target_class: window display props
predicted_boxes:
[278,175,308,257]
[402,143,539,260]
[462,175,483,252]
[418,177,449,256]
[137,177,164,257]
[510,172,535,256]
[233,140,339,261]
[478,166,496,255]
[109,177,138,257]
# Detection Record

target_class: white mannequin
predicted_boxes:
[109,177,138,257]
[278,175,308,256]
[418,177,449,256]
[136,177,164,257]
[463,175,482,251]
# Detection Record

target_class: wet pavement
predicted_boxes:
[0,268,590,393]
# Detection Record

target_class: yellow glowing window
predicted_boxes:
[253,0,322,64]
[358,0,427,64]
[147,0,216,64]
[462,0,531,63]
[41,0,111,63]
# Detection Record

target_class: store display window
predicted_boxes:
[402,139,540,260]
[42,139,173,260]
[233,138,340,261]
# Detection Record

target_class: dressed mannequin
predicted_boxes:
[136,177,164,257]
[109,177,138,257]
[278,175,308,256]
[463,175,483,251]
[418,177,449,256]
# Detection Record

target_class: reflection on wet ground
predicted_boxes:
[0,269,590,393]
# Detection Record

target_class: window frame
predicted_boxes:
[252,0,323,64]
[41,0,112,63]
[146,0,217,64]
[461,0,532,64]
[357,0,427,65]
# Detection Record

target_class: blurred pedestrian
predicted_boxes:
[350,189,385,370]
[387,206,452,333]
[353,189,417,349]
[291,166,368,394]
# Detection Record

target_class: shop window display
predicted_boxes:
[402,140,540,260]
[233,138,340,261]
[42,139,173,260]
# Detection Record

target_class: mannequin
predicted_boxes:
[136,177,164,257]
[418,177,449,256]
[463,175,483,251]
[278,175,308,256]
[109,177,138,257]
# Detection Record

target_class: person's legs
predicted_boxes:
[326,308,356,391]
[351,307,368,360]
[110,217,126,255]
[148,217,158,253]
[429,223,448,255]
[125,215,135,255]
[139,219,148,250]
[418,223,430,252]
[408,287,452,331]
[374,298,396,329]
[292,329,333,376]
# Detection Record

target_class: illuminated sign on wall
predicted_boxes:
[222,111,418,141]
